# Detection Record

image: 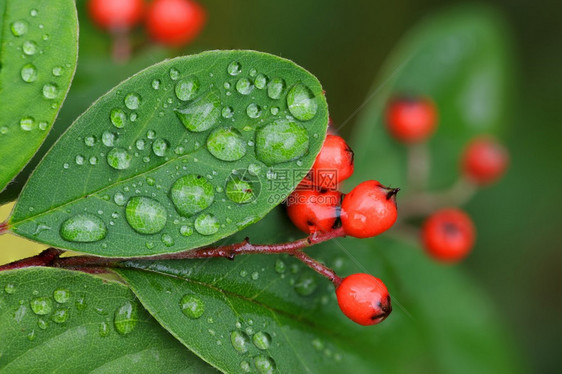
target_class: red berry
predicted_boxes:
[310,135,354,190]
[146,0,206,47]
[341,181,399,238]
[88,0,145,30]
[286,189,341,234]
[336,273,391,326]
[386,96,437,143]
[422,208,475,262]
[462,136,509,185]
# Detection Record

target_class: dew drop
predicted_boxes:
[253,331,272,350]
[84,136,96,147]
[124,93,141,110]
[30,297,53,315]
[107,148,132,170]
[4,284,16,294]
[22,40,38,55]
[43,83,59,99]
[227,61,242,76]
[53,288,70,303]
[161,233,174,247]
[180,294,205,319]
[206,127,247,162]
[255,119,309,165]
[230,330,250,353]
[152,79,161,90]
[152,138,169,157]
[175,89,221,132]
[267,78,285,99]
[251,272,259,280]
[114,192,126,206]
[270,107,280,115]
[114,301,138,335]
[52,308,69,324]
[60,214,107,242]
[236,78,253,95]
[180,225,193,237]
[11,21,28,36]
[19,117,35,131]
[294,272,318,296]
[52,66,63,77]
[287,83,318,121]
[248,163,262,176]
[75,155,85,165]
[247,103,262,118]
[21,63,37,82]
[0,127,9,135]
[37,319,48,330]
[99,321,110,337]
[75,296,87,310]
[147,129,156,139]
[274,259,286,273]
[254,355,276,374]
[27,330,36,341]
[222,106,234,119]
[170,174,215,217]
[175,76,200,101]
[169,68,180,80]
[226,177,256,204]
[125,197,167,234]
[194,213,219,235]
[240,361,251,373]
[102,131,116,146]
[135,139,145,151]
[255,74,268,89]
[110,108,127,128]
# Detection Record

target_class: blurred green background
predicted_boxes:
[1,0,560,372]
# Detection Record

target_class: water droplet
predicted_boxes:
[124,93,141,110]
[22,40,38,55]
[75,155,85,165]
[294,272,318,296]
[255,74,268,89]
[226,177,256,204]
[274,259,286,273]
[194,213,219,235]
[152,79,161,90]
[125,197,167,234]
[11,21,28,36]
[84,136,96,147]
[75,296,87,310]
[254,355,276,374]
[30,297,53,315]
[248,163,262,176]
[169,68,180,80]
[21,63,37,82]
[287,83,318,121]
[312,338,324,351]
[247,103,262,118]
[230,330,250,353]
[180,225,193,237]
[255,119,309,165]
[114,192,126,206]
[227,61,242,76]
[0,126,9,135]
[175,76,200,101]
[37,319,48,330]
[251,272,259,280]
[147,129,156,139]
[52,66,63,77]
[102,131,116,146]
[206,127,247,162]
[5,284,16,294]
[30,9,38,16]
[43,83,59,99]
[253,331,271,350]
[240,361,251,373]
[27,330,36,341]
[175,89,221,132]
[110,108,127,128]
[99,321,110,337]
[146,177,155,186]
[53,288,70,303]
[114,301,138,335]
[267,78,285,99]
[240,270,248,277]
[60,214,107,242]
[236,78,253,95]
[19,117,35,131]
[222,106,234,119]
[170,174,215,217]
[161,233,174,247]
[180,294,205,319]
[107,148,132,170]
[152,138,169,157]
[52,308,69,324]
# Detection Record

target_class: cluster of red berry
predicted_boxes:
[88,0,206,47]
[387,96,509,262]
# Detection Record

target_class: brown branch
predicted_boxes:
[0,248,63,271]
[0,221,9,235]
[293,251,342,287]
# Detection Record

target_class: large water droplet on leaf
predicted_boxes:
[236,78,253,95]
[194,213,219,235]
[254,355,276,374]
[11,21,28,36]
[53,288,70,303]
[42,83,59,99]
[152,138,169,157]
[255,119,309,165]
[21,63,37,82]
[19,117,35,131]
[124,93,141,110]
[287,83,318,121]
[253,331,272,350]
[170,174,215,217]
[60,214,107,242]
[230,330,250,353]
[206,127,247,161]
[110,108,127,128]
[175,90,221,132]
[180,294,205,319]
[246,103,262,119]
[227,61,242,76]
[114,301,138,335]
[175,76,200,101]
[125,197,167,234]
[52,308,69,324]
[102,131,116,146]
[107,148,132,170]
[30,297,53,315]
[226,177,257,204]
[255,74,268,90]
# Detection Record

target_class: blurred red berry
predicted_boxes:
[422,208,475,262]
[146,0,206,47]
[286,189,341,234]
[341,180,399,238]
[336,273,392,326]
[88,0,145,30]
[462,136,509,185]
[386,96,437,143]
[310,135,354,190]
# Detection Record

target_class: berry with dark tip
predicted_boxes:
[386,96,437,143]
[422,208,475,262]
[286,189,341,234]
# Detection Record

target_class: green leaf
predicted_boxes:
[9,50,328,257]
[0,0,78,193]
[349,4,513,189]
[117,207,521,373]
[0,267,216,373]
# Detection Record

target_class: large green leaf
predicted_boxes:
[9,50,328,257]
[0,0,78,193]
[116,207,521,373]
[349,4,513,189]
[0,267,215,372]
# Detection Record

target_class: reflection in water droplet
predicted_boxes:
[5,284,16,294]
[53,288,70,303]
[161,233,174,247]
[194,213,219,235]
[175,90,221,132]
[37,319,48,330]
[206,127,247,162]
[294,272,318,296]
[147,130,156,139]
[114,192,126,206]
[11,21,28,36]
[247,103,262,118]
[170,174,215,217]
[231,330,250,353]
[152,138,169,157]
[125,197,167,234]
[43,83,59,99]
[152,79,161,90]
[169,68,180,80]
[267,78,285,99]
[253,331,272,350]
[52,66,63,77]
[84,136,96,147]
[110,108,127,128]
[99,321,110,337]
[75,155,85,165]
[124,93,141,110]
[180,225,193,237]
[254,355,276,374]
[222,106,234,119]
[226,177,256,204]
[236,78,253,95]
[102,131,116,146]
[180,294,205,319]
[175,76,200,101]
[60,214,107,242]
[21,63,37,82]
[255,119,309,165]
[114,301,138,335]
[75,296,87,310]
[20,117,35,131]
[248,163,262,176]
[227,61,242,76]
[52,308,69,324]
[30,297,53,315]
[255,74,268,89]
[274,259,286,273]
[107,148,132,170]
[22,40,38,55]
[240,361,251,373]
[287,83,318,121]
